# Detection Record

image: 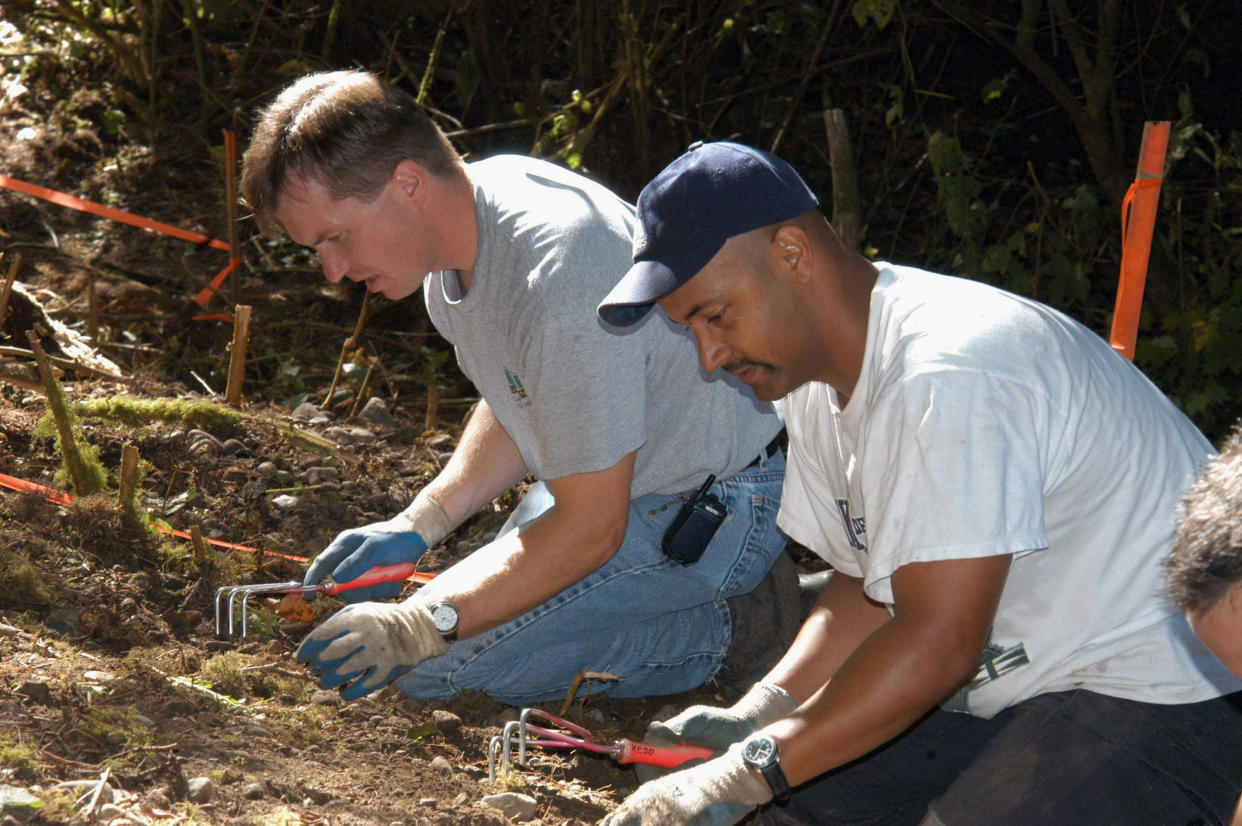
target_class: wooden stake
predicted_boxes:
[27,330,92,496]
[189,525,210,563]
[0,251,21,327]
[424,384,441,432]
[322,290,370,408]
[823,100,863,252]
[117,443,139,512]
[224,304,252,407]
[224,128,240,309]
[86,270,99,344]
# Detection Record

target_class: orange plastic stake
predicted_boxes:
[1109,121,1170,361]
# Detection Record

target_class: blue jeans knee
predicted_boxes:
[396,450,787,703]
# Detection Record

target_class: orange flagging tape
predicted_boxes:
[0,173,230,252]
[193,256,241,307]
[1109,121,1170,361]
[0,470,436,582]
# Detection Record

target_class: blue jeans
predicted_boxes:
[394,449,787,704]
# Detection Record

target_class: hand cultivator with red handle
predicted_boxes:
[214,562,431,638]
[488,707,714,785]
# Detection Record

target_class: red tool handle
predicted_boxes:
[321,562,429,595]
[613,738,716,768]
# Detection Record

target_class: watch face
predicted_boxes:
[431,602,458,633]
[744,735,777,766]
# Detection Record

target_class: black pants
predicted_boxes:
[762,690,1242,826]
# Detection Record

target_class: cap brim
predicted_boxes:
[597,259,681,327]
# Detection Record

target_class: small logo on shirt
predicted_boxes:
[836,499,867,551]
[942,639,1030,713]
[504,369,530,405]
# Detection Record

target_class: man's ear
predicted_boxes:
[771,224,811,283]
[391,159,427,203]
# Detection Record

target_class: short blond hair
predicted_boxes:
[240,70,460,235]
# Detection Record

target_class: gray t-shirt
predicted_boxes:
[423,155,781,496]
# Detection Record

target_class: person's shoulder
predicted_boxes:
[873,263,1088,363]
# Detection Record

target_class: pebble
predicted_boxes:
[242,782,265,800]
[654,703,681,721]
[186,776,213,803]
[480,792,538,821]
[271,494,302,511]
[44,607,80,635]
[256,461,280,479]
[54,779,113,805]
[429,756,453,774]
[18,681,50,704]
[306,466,339,485]
[291,402,320,422]
[418,798,437,807]
[145,787,172,809]
[348,427,377,444]
[426,433,455,449]
[431,708,462,735]
[310,689,341,705]
[358,397,396,428]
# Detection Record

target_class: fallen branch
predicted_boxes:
[0,345,129,382]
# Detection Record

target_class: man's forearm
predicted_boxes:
[762,555,1010,787]
[422,399,529,528]
[417,451,637,640]
[764,572,892,703]
[765,612,979,786]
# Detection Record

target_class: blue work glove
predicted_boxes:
[295,597,449,701]
[600,741,771,826]
[303,492,451,602]
[637,683,796,782]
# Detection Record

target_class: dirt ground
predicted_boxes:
[0,21,759,826]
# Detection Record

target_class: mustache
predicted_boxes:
[722,358,775,374]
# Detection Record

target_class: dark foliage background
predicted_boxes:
[6,0,1241,442]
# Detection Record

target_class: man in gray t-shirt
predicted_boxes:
[240,69,791,704]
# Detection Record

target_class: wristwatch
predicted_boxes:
[741,733,791,804]
[428,600,460,642]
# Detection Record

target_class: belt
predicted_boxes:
[746,436,782,469]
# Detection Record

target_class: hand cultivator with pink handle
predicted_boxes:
[488,707,714,785]
[214,562,432,638]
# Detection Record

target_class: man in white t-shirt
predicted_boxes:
[595,140,1242,825]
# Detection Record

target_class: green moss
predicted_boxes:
[70,396,337,452]
[74,397,250,431]
[74,706,151,750]
[0,735,40,778]
[0,546,56,608]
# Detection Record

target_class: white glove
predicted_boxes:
[295,597,449,700]
[601,740,772,826]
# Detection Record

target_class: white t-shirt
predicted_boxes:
[423,155,781,495]
[778,264,1241,718]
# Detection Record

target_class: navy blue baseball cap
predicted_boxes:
[598,140,818,327]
